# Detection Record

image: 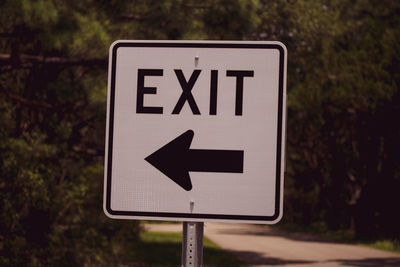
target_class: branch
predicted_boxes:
[183,3,211,9]
[120,14,146,21]
[72,145,102,157]
[0,53,107,71]
[0,87,53,109]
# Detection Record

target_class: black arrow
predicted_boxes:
[145,130,244,191]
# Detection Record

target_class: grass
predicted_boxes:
[359,240,400,253]
[128,231,249,267]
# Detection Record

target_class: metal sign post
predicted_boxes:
[182,222,204,267]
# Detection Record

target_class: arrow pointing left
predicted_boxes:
[145,130,244,191]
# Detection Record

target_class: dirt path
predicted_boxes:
[143,222,400,267]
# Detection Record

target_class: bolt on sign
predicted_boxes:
[104,41,287,224]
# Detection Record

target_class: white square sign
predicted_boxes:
[104,41,287,224]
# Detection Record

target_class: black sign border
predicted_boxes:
[105,41,286,222]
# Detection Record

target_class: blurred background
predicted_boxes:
[0,0,399,266]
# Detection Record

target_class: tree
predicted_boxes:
[1,1,399,265]
[255,0,400,238]
[0,0,261,265]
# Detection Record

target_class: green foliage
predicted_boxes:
[278,0,400,239]
[0,0,399,265]
[361,239,400,253]
[0,0,261,265]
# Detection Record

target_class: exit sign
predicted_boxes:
[104,41,287,224]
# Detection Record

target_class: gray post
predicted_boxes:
[182,222,204,267]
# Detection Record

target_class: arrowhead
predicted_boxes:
[145,130,194,191]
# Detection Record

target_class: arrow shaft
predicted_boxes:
[187,149,244,173]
